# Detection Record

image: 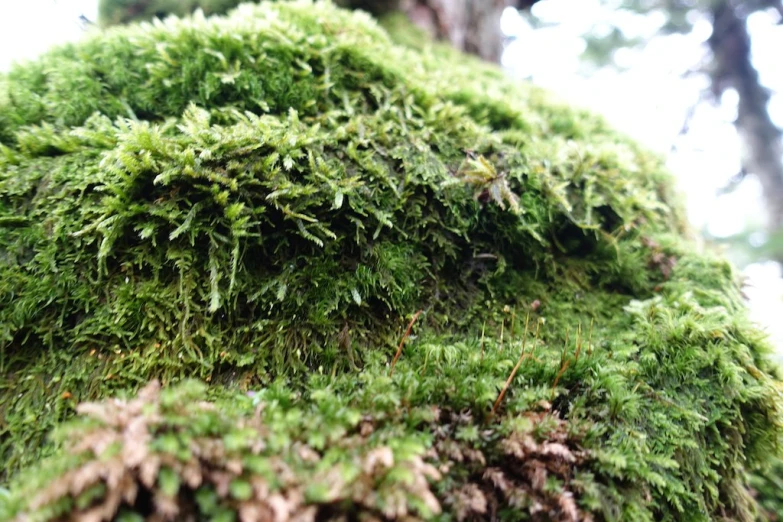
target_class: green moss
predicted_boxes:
[1,1,781,520]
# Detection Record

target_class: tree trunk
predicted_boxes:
[709,1,783,261]
[393,0,508,62]
[352,0,539,63]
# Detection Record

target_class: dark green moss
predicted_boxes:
[0,2,781,521]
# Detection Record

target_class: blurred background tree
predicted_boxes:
[497,0,783,351]
[569,0,783,266]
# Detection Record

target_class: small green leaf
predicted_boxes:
[305,482,335,503]
[75,483,106,510]
[225,202,245,220]
[159,467,181,497]
[116,510,144,522]
[137,223,157,240]
[195,487,218,513]
[213,509,237,522]
[229,479,253,501]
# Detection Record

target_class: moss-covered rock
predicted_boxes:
[1,2,781,520]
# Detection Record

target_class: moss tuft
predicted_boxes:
[1,1,781,520]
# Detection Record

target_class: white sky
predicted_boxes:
[1,0,782,353]
[0,0,97,70]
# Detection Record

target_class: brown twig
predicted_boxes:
[531,317,541,359]
[492,312,531,416]
[390,310,423,377]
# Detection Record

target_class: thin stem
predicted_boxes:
[480,321,486,360]
[551,329,571,399]
[573,323,583,365]
[390,310,423,377]
[499,318,505,353]
[509,306,516,346]
[587,317,594,355]
[492,312,531,415]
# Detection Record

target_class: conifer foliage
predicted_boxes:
[0,2,782,520]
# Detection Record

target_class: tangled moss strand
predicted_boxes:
[1,2,782,521]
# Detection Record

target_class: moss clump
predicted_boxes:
[0,1,781,520]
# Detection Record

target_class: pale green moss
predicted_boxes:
[0,2,781,521]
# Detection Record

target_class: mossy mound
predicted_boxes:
[1,2,781,520]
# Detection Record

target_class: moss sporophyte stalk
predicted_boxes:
[0,2,782,521]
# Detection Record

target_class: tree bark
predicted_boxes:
[709,1,783,261]
[354,0,539,63]
[397,0,508,62]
